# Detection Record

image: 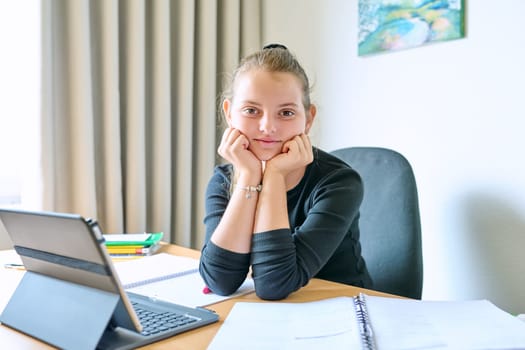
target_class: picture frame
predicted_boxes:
[358,0,466,56]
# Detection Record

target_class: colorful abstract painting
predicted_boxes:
[358,0,465,56]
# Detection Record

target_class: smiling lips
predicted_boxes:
[254,138,281,148]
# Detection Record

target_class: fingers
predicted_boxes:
[283,134,311,159]
[218,128,260,174]
[218,128,233,155]
[218,128,247,157]
[273,133,313,169]
[220,128,241,149]
[300,133,311,149]
[232,134,249,151]
[299,134,313,163]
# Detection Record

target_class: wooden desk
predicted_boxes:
[0,245,396,349]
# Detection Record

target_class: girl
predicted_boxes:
[199,44,372,300]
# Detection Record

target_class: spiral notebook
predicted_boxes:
[114,253,254,308]
[114,253,199,289]
[208,294,525,349]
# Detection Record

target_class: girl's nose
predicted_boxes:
[259,114,276,134]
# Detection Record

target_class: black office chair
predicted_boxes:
[331,147,423,299]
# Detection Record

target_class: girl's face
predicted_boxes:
[223,69,316,161]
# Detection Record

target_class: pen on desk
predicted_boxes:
[4,263,26,271]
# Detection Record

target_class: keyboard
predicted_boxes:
[132,301,199,336]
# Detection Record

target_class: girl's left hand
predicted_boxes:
[265,134,313,176]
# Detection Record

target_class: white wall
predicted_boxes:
[0,2,40,250]
[263,0,525,314]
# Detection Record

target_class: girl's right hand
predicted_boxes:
[218,128,262,177]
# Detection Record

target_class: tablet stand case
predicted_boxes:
[1,271,123,350]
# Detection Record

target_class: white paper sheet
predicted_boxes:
[207,297,362,350]
[364,295,525,350]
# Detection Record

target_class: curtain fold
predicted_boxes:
[41,0,261,249]
[120,0,147,231]
[90,0,124,233]
[170,1,196,247]
[147,0,172,244]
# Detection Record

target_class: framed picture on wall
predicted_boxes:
[358,0,465,56]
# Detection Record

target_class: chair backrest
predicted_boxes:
[331,147,423,299]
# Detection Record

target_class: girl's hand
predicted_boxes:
[218,128,262,177]
[265,134,313,176]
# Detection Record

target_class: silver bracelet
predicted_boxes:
[236,184,262,199]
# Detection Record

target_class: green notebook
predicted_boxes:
[103,232,164,246]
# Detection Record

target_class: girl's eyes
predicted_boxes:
[240,108,296,118]
[242,107,258,116]
[280,110,295,118]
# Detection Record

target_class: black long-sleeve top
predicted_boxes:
[199,147,372,300]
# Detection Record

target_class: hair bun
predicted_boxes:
[263,43,288,50]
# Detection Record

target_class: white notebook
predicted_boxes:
[208,294,525,350]
[113,253,254,308]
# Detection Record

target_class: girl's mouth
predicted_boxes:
[254,138,280,144]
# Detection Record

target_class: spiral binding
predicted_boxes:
[353,293,377,350]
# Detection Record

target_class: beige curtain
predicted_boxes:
[41,0,261,249]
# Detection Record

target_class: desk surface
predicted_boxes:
[0,244,396,350]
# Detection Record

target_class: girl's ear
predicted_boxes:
[223,99,232,127]
[305,104,317,134]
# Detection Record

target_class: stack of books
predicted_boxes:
[103,232,164,257]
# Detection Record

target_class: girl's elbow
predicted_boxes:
[208,283,240,296]
[200,272,245,296]
[202,275,244,296]
[254,282,292,301]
